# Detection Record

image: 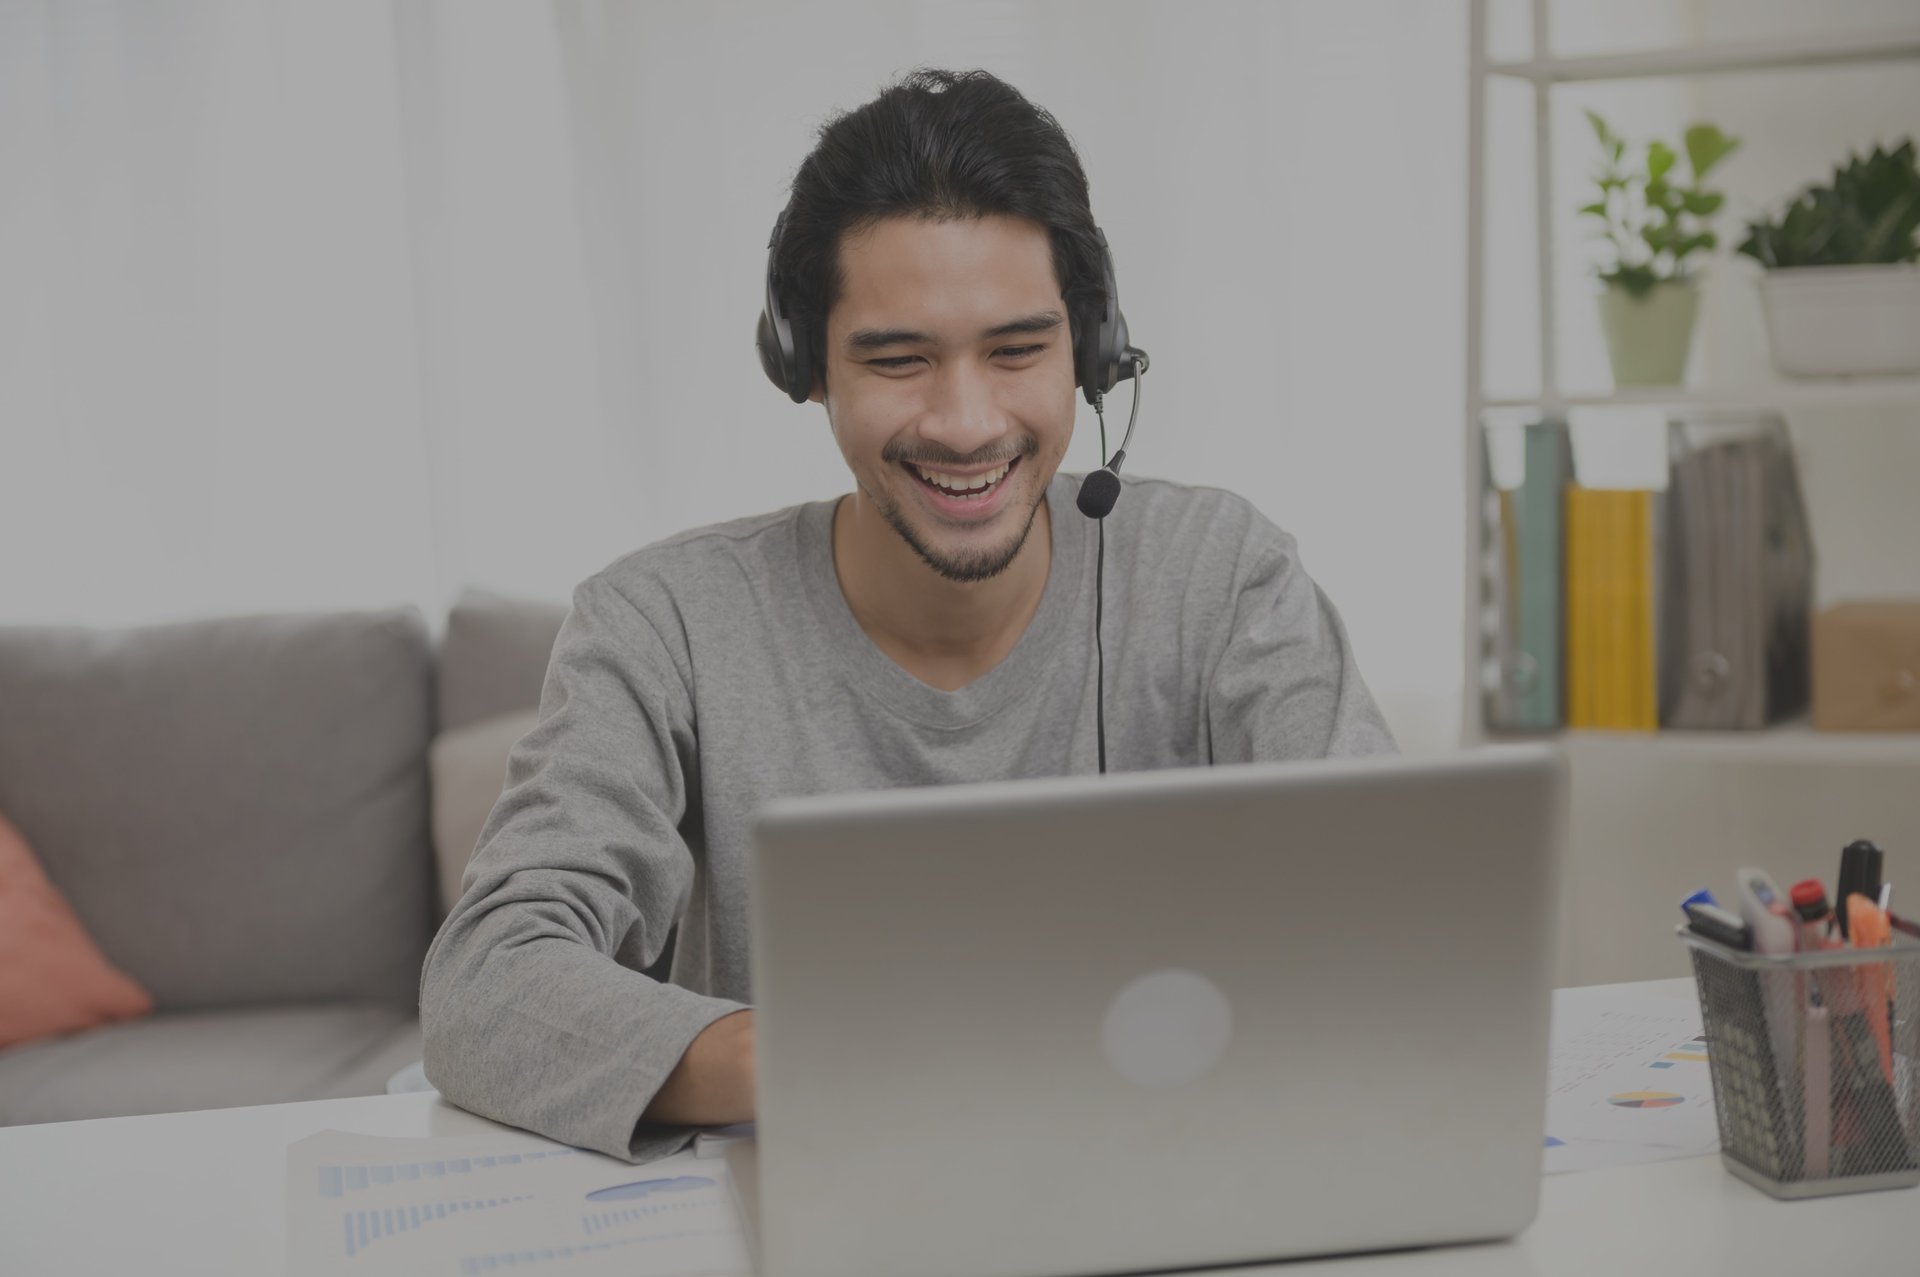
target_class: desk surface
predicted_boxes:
[2,982,1915,1276]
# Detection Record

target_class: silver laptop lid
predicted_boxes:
[747,746,1567,1277]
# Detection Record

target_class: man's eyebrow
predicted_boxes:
[981,310,1065,340]
[845,326,933,352]
[844,310,1065,351]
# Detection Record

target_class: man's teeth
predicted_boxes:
[914,462,1010,493]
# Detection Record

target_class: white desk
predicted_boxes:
[2,983,1915,1276]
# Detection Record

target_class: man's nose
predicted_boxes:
[920,358,1006,454]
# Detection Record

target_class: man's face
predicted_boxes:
[813,213,1077,583]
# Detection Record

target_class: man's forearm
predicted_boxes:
[641,1008,757,1126]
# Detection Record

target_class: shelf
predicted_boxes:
[1491,724,1920,767]
[1480,375,1920,414]
[1484,28,1920,84]
[1463,2,1920,759]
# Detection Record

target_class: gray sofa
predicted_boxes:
[0,590,567,1126]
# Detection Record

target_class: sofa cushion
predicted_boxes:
[428,708,539,916]
[0,609,434,1010]
[0,1004,424,1125]
[436,590,568,734]
[0,808,153,1048]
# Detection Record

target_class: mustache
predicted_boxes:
[881,436,1038,469]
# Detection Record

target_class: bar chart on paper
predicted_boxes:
[315,1147,580,1199]
[287,1131,750,1276]
[337,1193,534,1259]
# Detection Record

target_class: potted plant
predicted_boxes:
[1580,112,1740,386]
[1738,139,1920,378]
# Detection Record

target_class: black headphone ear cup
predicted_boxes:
[1078,228,1126,405]
[787,309,814,403]
[759,213,812,403]
[1073,304,1100,400]
[756,310,786,396]
[757,306,811,403]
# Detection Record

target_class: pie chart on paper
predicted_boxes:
[1608,1091,1685,1109]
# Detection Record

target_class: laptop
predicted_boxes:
[731,745,1567,1277]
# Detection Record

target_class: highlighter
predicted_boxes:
[1734,868,1804,1134]
[1847,893,1894,1082]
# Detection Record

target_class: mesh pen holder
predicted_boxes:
[1680,927,1920,1198]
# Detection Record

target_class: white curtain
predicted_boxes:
[0,0,645,626]
[3,2,435,623]
[1,0,1469,749]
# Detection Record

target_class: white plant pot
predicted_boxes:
[1597,281,1700,386]
[1758,263,1920,378]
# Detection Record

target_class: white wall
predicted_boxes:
[2,1,1472,752]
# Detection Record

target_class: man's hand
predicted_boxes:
[641,1009,756,1126]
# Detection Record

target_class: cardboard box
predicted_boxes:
[1813,602,1920,731]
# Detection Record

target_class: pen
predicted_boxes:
[1784,877,1833,1113]
[1803,1004,1831,1180]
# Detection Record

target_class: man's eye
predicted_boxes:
[868,345,1043,370]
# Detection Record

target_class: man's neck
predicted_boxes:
[830,491,1053,693]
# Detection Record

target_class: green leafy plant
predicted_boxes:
[1580,112,1741,299]
[1738,139,1920,268]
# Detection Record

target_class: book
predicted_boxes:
[1660,414,1814,729]
[1483,421,1572,731]
[1565,485,1661,730]
[1565,485,1599,729]
[1626,489,1659,729]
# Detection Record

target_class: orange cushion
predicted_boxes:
[0,809,152,1049]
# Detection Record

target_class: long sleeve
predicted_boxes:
[1206,520,1398,763]
[420,574,745,1163]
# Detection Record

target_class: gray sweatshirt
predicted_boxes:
[419,474,1396,1162]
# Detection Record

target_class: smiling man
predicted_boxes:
[420,69,1395,1165]
[821,213,1073,693]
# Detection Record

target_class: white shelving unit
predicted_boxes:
[1484,25,1920,84]
[1463,0,1920,752]
[1483,377,1920,413]
[1462,0,1920,988]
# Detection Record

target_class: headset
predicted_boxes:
[755,210,1149,772]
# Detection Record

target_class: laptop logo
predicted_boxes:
[1101,968,1235,1087]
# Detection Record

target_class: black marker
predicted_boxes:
[1685,901,1752,951]
[1835,840,1884,941]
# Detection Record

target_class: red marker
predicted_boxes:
[1789,879,1833,953]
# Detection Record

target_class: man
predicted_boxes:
[420,68,1394,1164]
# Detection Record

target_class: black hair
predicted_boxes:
[775,68,1104,389]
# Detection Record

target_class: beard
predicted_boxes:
[869,432,1048,583]
[870,472,1048,583]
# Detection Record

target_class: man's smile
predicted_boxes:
[902,456,1022,521]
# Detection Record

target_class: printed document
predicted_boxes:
[1544,981,1719,1174]
[286,1129,750,1276]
